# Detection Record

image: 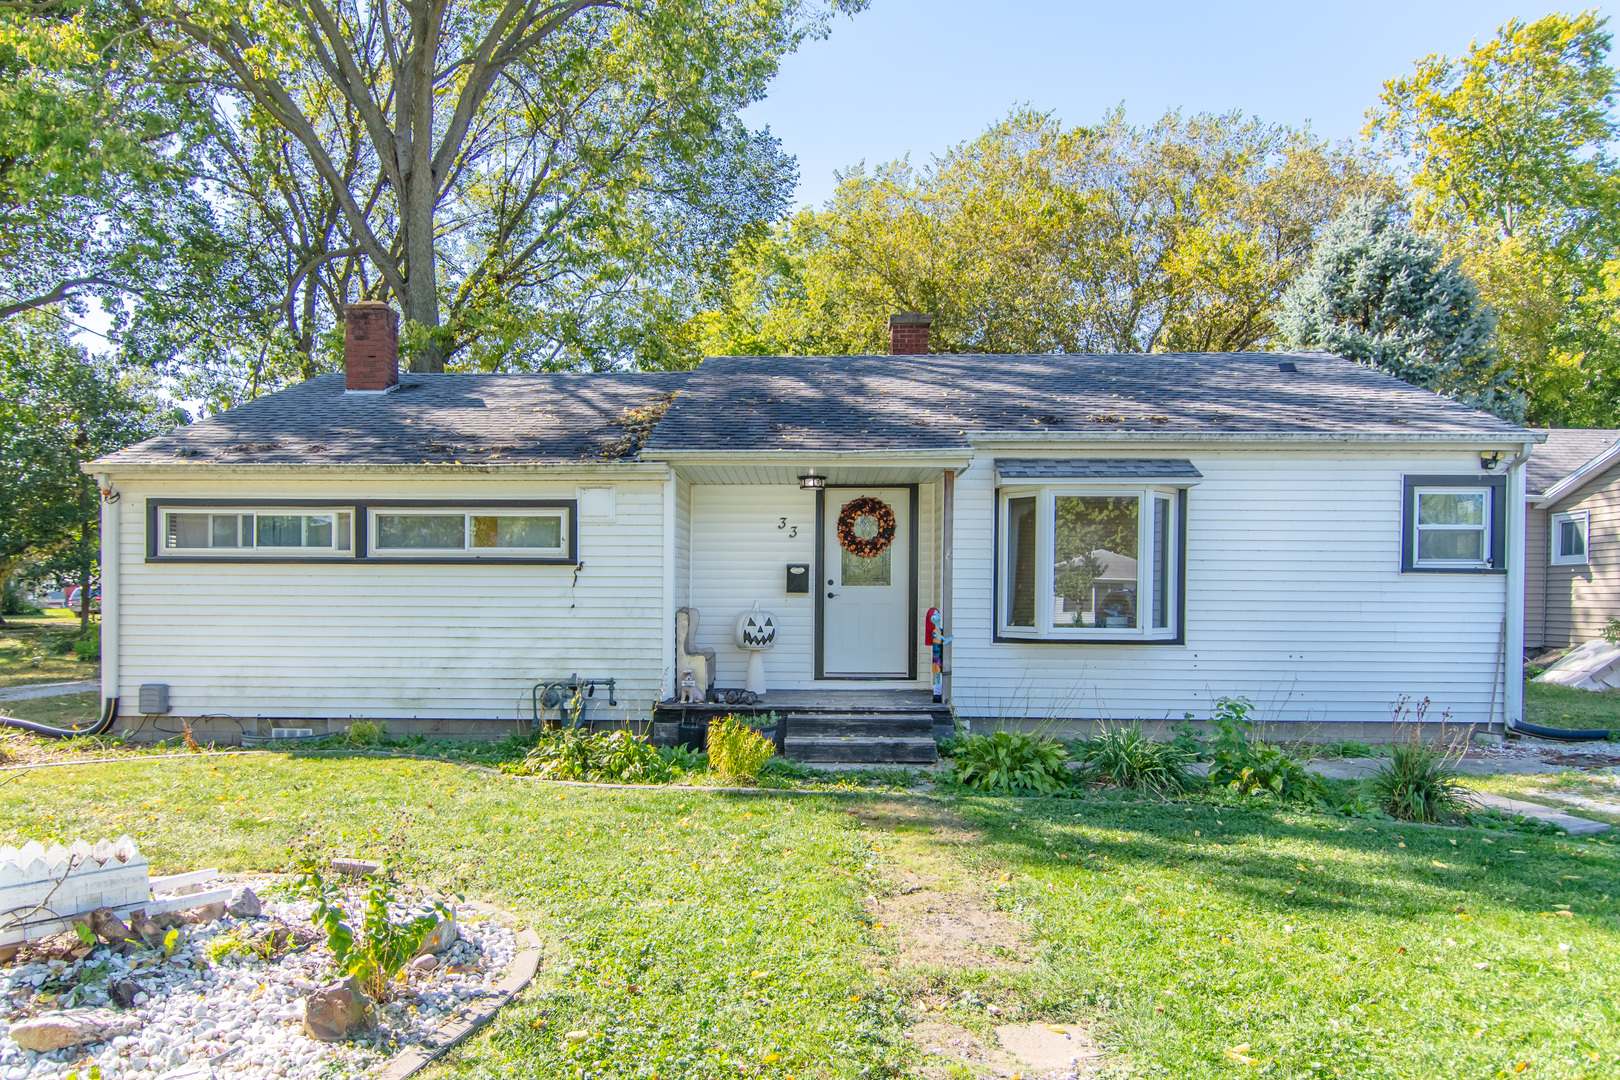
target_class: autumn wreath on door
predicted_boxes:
[836,496,897,558]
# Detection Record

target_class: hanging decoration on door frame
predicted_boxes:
[836,496,896,558]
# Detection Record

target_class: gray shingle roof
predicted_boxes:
[996,458,1203,480]
[96,372,686,466]
[642,351,1525,452]
[98,350,1530,469]
[1525,428,1620,494]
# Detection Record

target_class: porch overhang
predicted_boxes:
[642,449,972,486]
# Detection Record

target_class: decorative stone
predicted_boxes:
[109,977,142,1008]
[329,857,382,878]
[414,910,458,957]
[408,952,439,973]
[227,885,261,918]
[298,975,376,1042]
[9,1007,141,1051]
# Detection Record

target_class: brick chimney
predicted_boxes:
[344,302,400,392]
[888,312,932,355]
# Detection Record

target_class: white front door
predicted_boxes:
[822,489,910,677]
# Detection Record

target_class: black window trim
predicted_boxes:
[991,485,1188,646]
[146,498,579,566]
[1400,475,1506,575]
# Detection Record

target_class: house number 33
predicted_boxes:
[777,517,799,538]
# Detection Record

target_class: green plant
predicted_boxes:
[657,744,708,773]
[71,635,99,662]
[760,757,819,781]
[1168,720,1209,760]
[1366,741,1473,823]
[345,720,384,746]
[1206,697,1321,799]
[950,730,1072,795]
[848,766,920,789]
[706,715,776,780]
[511,727,674,783]
[203,927,276,964]
[294,858,450,1002]
[1076,724,1195,796]
[1603,616,1620,645]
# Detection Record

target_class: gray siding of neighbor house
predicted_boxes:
[1545,460,1620,647]
[1526,505,1548,649]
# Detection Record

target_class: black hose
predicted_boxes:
[1508,718,1615,742]
[0,696,117,739]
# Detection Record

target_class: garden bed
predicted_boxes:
[0,882,521,1080]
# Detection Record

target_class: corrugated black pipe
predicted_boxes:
[0,696,117,739]
[1509,718,1615,742]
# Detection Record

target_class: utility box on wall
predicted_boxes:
[138,684,170,714]
[785,564,810,594]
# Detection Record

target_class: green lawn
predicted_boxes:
[0,756,1614,1079]
[1524,680,1620,732]
[0,613,98,688]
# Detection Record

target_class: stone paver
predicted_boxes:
[0,680,97,703]
[1469,791,1610,835]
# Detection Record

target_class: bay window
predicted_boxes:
[998,485,1185,641]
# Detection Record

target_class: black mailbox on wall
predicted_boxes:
[786,564,810,594]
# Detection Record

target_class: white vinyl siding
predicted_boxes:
[113,476,666,723]
[687,484,937,690]
[951,449,1511,725]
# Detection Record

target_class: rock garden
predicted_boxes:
[0,863,521,1080]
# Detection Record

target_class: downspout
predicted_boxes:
[96,473,120,727]
[660,467,677,705]
[1501,443,1533,734]
[941,470,955,705]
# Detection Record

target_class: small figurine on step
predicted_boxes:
[678,669,700,704]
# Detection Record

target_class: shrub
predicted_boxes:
[513,727,674,783]
[706,715,776,780]
[1076,724,1194,796]
[1603,616,1620,645]
[1206,696,1321,800]
[1367,741,1473,823]
[72,634,99,662]
[950,730,1072,795]
[293,859,450,1003]
[345,719,384,746]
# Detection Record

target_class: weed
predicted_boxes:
[1367,741,1473,823]
[847,766,920,789]
[346,720,384,746]
[657,744,708,773]
[1168,720,1209,760]
[950,730,1072,795]
[706,715,775,781]
[510,728,673,784]
[71,635,99,662]
[760,757,821,781]
[293,858,450,1003]
[1075,723,1195,796]
[1207,697,1321,800]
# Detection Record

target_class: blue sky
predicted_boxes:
[742,1,1608,209]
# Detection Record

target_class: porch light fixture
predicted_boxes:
[798,472,825,490]
[1481,450,1503,471]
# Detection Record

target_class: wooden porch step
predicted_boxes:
[784,735,939,764]
[784,712,935,737]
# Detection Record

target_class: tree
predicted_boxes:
[134,0,861,373]
[1367,11,1620,424]
[1278,198,1522,420]
[0,2,220,325]
[687,108,1395,360]
[0,312,177,632]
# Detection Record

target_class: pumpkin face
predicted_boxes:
[734,608,778,649]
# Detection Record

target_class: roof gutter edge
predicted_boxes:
[966,431,1541,447]
[82,460,674,478]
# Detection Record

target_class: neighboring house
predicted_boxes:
[1524,428,1620,652]
[88,307,1539,741]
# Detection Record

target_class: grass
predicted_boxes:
[0,757,1615,1078]
[0,689,101,726]
[1524,680,1620,732]
[0,613,100,688]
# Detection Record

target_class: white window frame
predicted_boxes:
[368,507,570,560]
[157,507,353,558]
[1411,486,1493,570]
[997,484,1181,642]
[1551,510,1590,566]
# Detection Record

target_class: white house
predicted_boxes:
[88,307,1538,747]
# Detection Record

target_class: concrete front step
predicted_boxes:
[784,735,939,764]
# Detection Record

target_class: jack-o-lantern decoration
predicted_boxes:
[734,602,778,650]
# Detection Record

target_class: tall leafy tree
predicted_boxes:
[1278,198,1522,420]
[0,312,178,631]
[133,0,860,374]
[688,108,1395,360]
[1368,11,1620,424]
